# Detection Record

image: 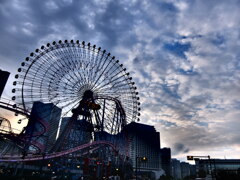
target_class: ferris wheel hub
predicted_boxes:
[83,90,94,100]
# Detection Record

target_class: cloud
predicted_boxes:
[173,143,189,154]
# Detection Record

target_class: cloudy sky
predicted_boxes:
[1,0,240,162]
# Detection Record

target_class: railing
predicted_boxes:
[0,97,30,116]
[0,140,118,162]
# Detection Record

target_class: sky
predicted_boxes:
[0,0,240,162]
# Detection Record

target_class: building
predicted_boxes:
[171,158,181,179]
[25,101,62,152]
[195,159,240,179]
[180,162,190,178]
[123,122,161,173]
[160,148,171,176]
[57,117,92,150]
[0,70,10,98]
[58,117,70,138]
[189,164,196,177]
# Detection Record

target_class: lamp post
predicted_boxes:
[135,156,148,180]
[135,156,138,180]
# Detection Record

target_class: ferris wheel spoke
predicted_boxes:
[32,56,59,74]
[91,52,109,85]
[92,59,120,89]
[26,69,54,81]
[22,76,48,84]
[68,63,87,88]
[96,82,131,93]
[75,59,90,85]
[49,59,79,85]
[58,99,79,115]
[88,50,99,85]
[71,47,88,84]
[86,47,95,84]
[29,60,58,80]
[93,52,105,80]
[92,69,128,92]
[49,94,80,104]
[53,99,79,116]
[73,60,88,86]
[93,56,113,85]
[72,46,90,85]
[48,64,85,91]
[50,78,80,92]
[57,58,82,82]
[96,91,122,98]
[48,95,80,103]
[82,46,92,85]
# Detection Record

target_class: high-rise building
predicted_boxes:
[123,122,161,171]
[171,158,181,179]
[160,148,171,176]
[0,70,10,98]
[25,101,62,152]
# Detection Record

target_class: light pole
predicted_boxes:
[135,156,138,180]
[135,156,148,180]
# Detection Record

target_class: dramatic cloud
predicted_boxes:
[0,0,240,161]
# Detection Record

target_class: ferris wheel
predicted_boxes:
[12,40,140,138]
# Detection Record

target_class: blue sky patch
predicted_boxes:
[178,68,198,76]
[163,42,191,58]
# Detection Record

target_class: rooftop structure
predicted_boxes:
[0,70,10,98]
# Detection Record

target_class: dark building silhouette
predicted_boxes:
[180,162,191,178]
[189,164,196,177]
[58,117,70,137]
[172,158,181,179]
[123,122,161,172]
[25,101,61,153]
[195,159,240,179]
[58,117,92,147]
[0,70,10,98]
[160,148,171,176]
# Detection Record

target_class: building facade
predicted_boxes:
[0,70,10,98]
[25,101,62,152]
[180,162,190,178]
[171,158,181,179]
[195,159,240,179]
[58,117,92,149]
[123,122,161,171]
[160,148,171,176]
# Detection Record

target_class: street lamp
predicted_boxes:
[187,156,194,160]
[136,156,148,180]
[141,157,148,162]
